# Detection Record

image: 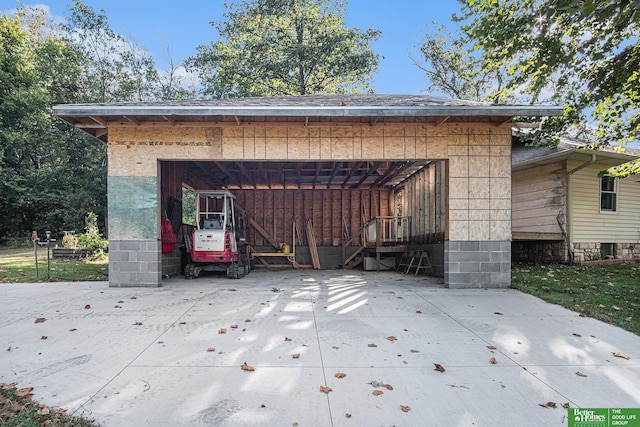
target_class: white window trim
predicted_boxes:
[599,175,618,213]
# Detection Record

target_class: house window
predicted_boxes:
[600,243,615,258]
[600,176,617,212]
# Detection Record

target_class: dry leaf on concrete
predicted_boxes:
[218,328,227,334]
[34,318,46,324]
[207,347,216,352]
[386,336,397,342]
[489,357,497,364]
[335,373,346,378]
[384,384,394,390]
[368,343,377,348]
[284,336,292,342]
[562,403,570,409]
[320,385,332,394]
[401,405,411,413]
[133,322,143,326]
[487,345,497,350]
[433,363,445,372]
[613,352,630,360]
[372,390,384,396]
[241,362,256,371]
[575,371,587,377]
[84,304,91,309]
[292,353,300,359]
[230,324,238,329]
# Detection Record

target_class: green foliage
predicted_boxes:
[455,0,640,148]
[0,7,107,243]
[74,213,108,257]
[188,0,381,97]
[413,23,511,103]
[512,263,640,335]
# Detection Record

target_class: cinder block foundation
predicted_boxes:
[444,241,511,288]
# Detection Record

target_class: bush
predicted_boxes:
[62,212,108,258]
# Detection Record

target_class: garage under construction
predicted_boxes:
[53,94,562,288]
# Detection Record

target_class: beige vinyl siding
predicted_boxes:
[512,161,567,234]
[570,161,640,243]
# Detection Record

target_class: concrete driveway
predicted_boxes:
[1,270,639,426]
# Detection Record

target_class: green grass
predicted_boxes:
[0,248,108,283]
[0,383,97,426]
[512,263,640,335]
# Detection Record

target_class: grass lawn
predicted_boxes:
[0,248,108,283]
[0,383,96,426]
[512,263,640,335]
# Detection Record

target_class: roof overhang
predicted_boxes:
[512,147,640,171]
[52,95,564,143]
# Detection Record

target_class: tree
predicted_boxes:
[455,0,640,149]
[0,6,107,243]
[412,23,511,103]
[188,0,381,98]
[63,0,159,102]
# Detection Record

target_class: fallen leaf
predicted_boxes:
[157,341,164,344]
[292,423,298,427]
[130,296,137,299]
[368,343,378,348]
[416,310,422,314]
[17,387,33,398]
[207,347,216,352]
[573,333,582,337]
[334,373,346,378]
[261,404,266,408]
[219,328,227,334]
[345,413,352,418]
[40,336,47,340]
[384,384,394,390]
[369,380,385,387]
[84,304,91,309]
[68,328,77,332]
[562,403,570,409]
[487,345,497,350]
[489,357,497,364]
[114,305,122,308]
[579,313,586,317]
[133,322,143,326]
[241,362,256,371]
[613,352,630,360]
[284,336,292,342]
[37,406,50,415]
[292,353,300,359]
[494,311,503,315]
[230,324,238,329]
[245,319,251,322]
[319,385,332,394]
[372,390,384,396]
[117,301,124,304]
[575,371,587,377]
[179,322,186,325]
[410,349,420,353]
[613,305,621,311]
[433,363,445,372]
[401,405,411,413]
[303,343,309,347]
[386,336,397,342]
[34,318,46,324]
[332,346,339,350]
[540,401,557,408]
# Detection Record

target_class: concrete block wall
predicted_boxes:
[445,241,511,288]
[109,240,161,287]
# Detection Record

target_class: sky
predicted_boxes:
[0,0,464,95]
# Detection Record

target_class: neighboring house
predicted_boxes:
[512,136,640,263]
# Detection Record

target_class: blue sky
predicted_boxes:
[2,0,464,94]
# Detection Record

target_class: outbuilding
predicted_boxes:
[53,94,562,288]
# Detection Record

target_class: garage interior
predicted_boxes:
[160,158,446,276]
